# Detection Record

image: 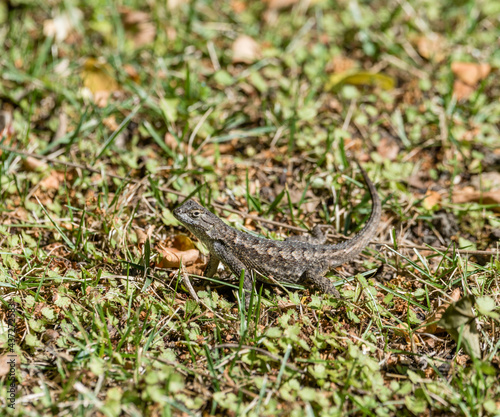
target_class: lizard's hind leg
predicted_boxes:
[303,268,341,298]
[285,225,327,244]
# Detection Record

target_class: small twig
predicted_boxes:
[179,268,200,303]
[179,267,217,314]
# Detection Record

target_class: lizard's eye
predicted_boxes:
[190,210,202,218]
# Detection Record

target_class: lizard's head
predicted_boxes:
[173,199,222,239]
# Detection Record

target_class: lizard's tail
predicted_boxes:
[328,161,381,266]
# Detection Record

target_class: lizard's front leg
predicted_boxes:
[204,254,220,278]
[211,241,254,307]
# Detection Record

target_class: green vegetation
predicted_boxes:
[0,0,499,415]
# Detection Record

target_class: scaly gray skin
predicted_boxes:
[173,162,381,303]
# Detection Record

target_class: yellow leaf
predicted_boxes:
[80,58,119,97]
[327,70,395,91]
[172,234,196,251]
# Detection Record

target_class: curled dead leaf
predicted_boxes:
[124,64,140,83]
[277,300,297,310]
[135,228,148,247]
[42,329,60,342]
[60,222,76,231]
[156,240,200,268]
[0,356,10,378]
[184,265,206,276]
[11,207,29,221]
[449,288,462,302]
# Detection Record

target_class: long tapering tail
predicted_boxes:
[328,161,381,266]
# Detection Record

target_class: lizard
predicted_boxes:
[172,161,381,304]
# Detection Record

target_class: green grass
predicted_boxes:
[1,0,500,416]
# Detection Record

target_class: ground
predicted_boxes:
[0,0,499,416]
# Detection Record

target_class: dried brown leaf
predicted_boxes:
[453,80,475,101]
[80,58,120,107]
[416,34,445,62]
[0,354,18,378]
[330,56,357,74]
[40,171,63,190]
[42,329,60,342]
[232,35,261,64]
[103,115,119,131]
[135,228,148,247]
[0,355,10,377]
[0,111,14,143]
[422,190,442,210]
[23,156,48,172]
[164,132,194,154]
[120,7,156,47]
[395,323,419,346]
[451,62,491,86]
[231,0,247,12]
[124,64,140,83]
[184,265,206,276]
[471,172,500,191]
[156,243,200,268]
[452,187,500,212]
[11,207,29,221]
[417,288,461,334]
[376,137,400,161]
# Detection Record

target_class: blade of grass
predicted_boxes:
[35,196,75,251]
[93,103,141,163]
